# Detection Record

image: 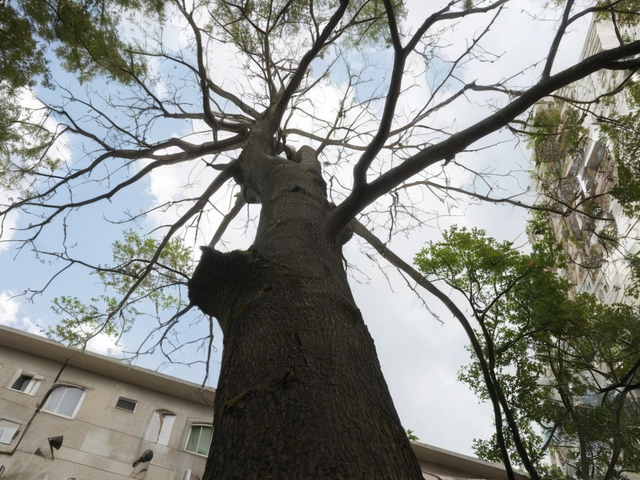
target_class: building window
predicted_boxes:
[43,385,86,419]
[185,425,212,456]
[115,397,137,413]
[7,371,42,396]
[0,419,20,445]
[144,410,176,446]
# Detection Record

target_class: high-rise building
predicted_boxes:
[532,16,640,478]
[535,17,639,304]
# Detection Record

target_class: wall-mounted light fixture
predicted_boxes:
[133,449,154,467]
[48,436,63,459]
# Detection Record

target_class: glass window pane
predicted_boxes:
[47,387,65,413]
[157,413,176,446]
[58,387,83,417]
[0,420,20,445]
[45,386,84,418]
[186,426,200,452]
[197,426,212,455]
[11,375,32,392]
[116,397,137,412]
[186,425,212,455]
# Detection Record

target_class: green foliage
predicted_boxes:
[342,0,406,49]
[528,101,586,169]
[209,0,405,67]
[601,81,640,217]
[0,3,49,91]
[15,0,165,84]
[625,251,640,299]
[0,103,63,199]
[414,225,640,476]
[526,210,565,261]
[405,429,419,441]
[48,230,194,347]
[595,0,640,28]
[414,225,565,313]
[0,0,166,149]
[415,226,568,469]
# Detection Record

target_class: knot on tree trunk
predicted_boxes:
[188,247,256,330]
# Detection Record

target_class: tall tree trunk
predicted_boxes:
[188,137,423,478]
[578,435,590,480]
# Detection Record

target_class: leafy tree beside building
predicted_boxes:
[411,18,640,479]
[415,224,640,479]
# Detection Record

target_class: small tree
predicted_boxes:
[414,224,640,479]
[3,0,640,477]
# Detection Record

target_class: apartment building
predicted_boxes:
[532,16,640,478]
[0,325,214,480]
[537,17,639,303]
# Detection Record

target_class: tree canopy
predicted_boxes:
[415,224,640,479]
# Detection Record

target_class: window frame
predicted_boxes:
[185,424,213,457]
[115,396,138,413]
[42,384,87,419]
[0,419,20,445]
[6,369,43,396]
[144,410,176,446]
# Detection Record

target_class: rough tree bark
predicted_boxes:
[188,120,423,478]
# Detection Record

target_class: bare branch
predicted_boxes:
[351,219,518,479]
[326,38,640,237]
[208,194,246,248]
[271,0,349,127]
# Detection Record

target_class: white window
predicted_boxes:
[144,410,176,446]
[185,425,212,456]
[0,419,20,445]
[43,385,86,418]
[7,370,43,396]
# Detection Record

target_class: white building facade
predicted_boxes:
[0,325,214,480]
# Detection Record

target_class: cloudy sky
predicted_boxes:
[0,0,594,457]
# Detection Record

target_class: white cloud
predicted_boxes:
[0,290,124,356]
[0,291,42,335]
[0,208,18,252]
[0,291,20,325]
[85,332,125,356]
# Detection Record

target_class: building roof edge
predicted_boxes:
[0,324,215,406]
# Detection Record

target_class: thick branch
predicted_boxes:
[271,0,349,127]
[325,39,640,237]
